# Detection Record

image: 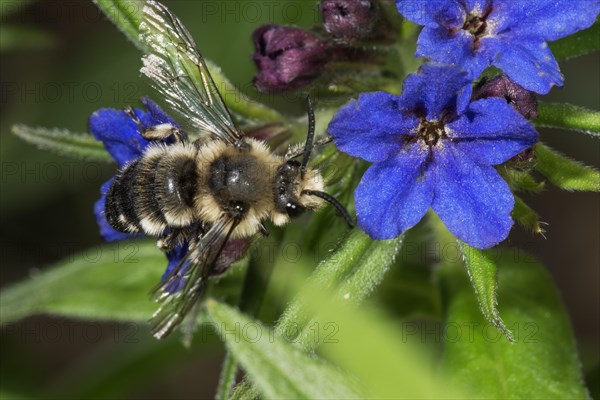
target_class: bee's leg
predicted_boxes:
[156,224,202,252]
[141,123,187,143]
[124,106,187,143]
[157,229,186,252]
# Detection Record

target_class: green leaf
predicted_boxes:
[534,102,600,137]
[549,21,600,61]
[0,25,56,51]
[0,241,164,324]
[11,125,112,162]
[458,242,514,342]
[206,300,363,400]
[535,143,600,191]
[512,196,544,235]
[93,0,146,51]
[439,251,588,399]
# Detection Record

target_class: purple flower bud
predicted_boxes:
[252,24,330,92]
[320,0,377,40]
[474,75,538,119]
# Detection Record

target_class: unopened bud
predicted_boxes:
[474,75,538,119]
[252,25,330,92]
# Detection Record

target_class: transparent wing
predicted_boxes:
[139,0,242,145]
[150,216,240,339]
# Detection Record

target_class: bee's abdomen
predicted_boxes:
[154,153,198,227]
[105,159,146,234]
[105,144,199,236]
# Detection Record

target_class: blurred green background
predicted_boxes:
[0,1,598,398]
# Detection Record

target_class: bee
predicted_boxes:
[104,0,353,339]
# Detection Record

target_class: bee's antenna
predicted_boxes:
[300,96,316,179]
[302,189,354,228]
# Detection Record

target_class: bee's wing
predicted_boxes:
[139,0,242,145]
[150,216,240,339]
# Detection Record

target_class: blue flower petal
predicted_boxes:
[89,108,151,167]
[355,143,433,239]
[399,64,473,119]
[416,28,498,81]
[329,92,418,162]
[94,179,136,242]
[493,36,563,94]
[462,0,491,12]
[89,98,176,167]
[447,98,538,165]
[396,0,465,28]
[494,0,600,42]
[431,144,514,249]
[141,97,180,128]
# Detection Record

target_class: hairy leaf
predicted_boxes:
[439,251,588,398]
[0,241,163,324]
[93,0,145,51]
[535,102,600,137]
[458,242,514,342]
[0,25,56,51]
[12,125,112,162]
[535,143,600,191]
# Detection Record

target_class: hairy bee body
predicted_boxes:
[105,136,324,241]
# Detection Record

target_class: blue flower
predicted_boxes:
[328,64,538,248]
[396,0,600,94]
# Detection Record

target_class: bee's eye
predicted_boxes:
[285,201,305,217]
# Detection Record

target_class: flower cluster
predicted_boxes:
[328,0,600,248]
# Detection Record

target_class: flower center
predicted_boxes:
[463,13,487,38]
[417,119,446,147]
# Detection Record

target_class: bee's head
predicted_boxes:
[271,96,354,227]
[271,159,324,223]
[271,158,353,229]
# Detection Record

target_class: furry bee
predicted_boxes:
[104,0,352,339]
